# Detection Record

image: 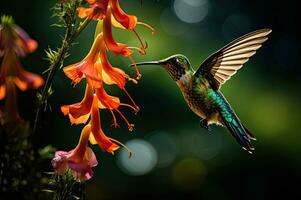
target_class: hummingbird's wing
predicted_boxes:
[195,29,272,90]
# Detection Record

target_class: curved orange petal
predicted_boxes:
[71,124,92,159]
[14,70,44,91]
[61,84,93,124]
[90,95,119,153]
[63,62,84,85]
[63,34,104,87]
[99,49,128,88]
[111,14,125,29]
[71,113,91,125]
[103,9,130,56]
[96,86,120,110]
[110,0,137,30]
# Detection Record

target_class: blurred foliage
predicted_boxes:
[44,171,86,200]
[0,122,54,199]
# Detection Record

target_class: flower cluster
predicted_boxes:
[52,0,154,181]
[0,15,44,124]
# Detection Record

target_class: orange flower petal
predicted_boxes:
[111,14,125,29]
[96,87,120,110]
[63,63,84,85]
[103,8,130,56]
[13,77,27,91]
[63,34,104,87]
[77,7,96,19]
[14,71,44,91]
[86,0,97,4]
[61,105,90,125]
[89,133,98,145]
[72,125,92,158]
[99,49,128,88]
[1,51,44,91]
[110,0,137,30]
[77,0,109,20]
[90,95,119,153]
[0,85,5,100]
[70,113,91,125]
[61,84,94,124]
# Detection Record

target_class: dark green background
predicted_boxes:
[0,0,299,199]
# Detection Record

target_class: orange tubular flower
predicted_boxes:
[55,0,152,181]
[0,16,43,123]
[78,0,155,80]
[0,50,44,95]
[103,8,133,57]
[61,84,94,125]
[63,34,103,88]
[90,94,120,153]
[61,86,120,154]
[99,46,139,110]
[0,17,44,99]
[61,83,135,155]
[96,86,137,130]
[109,0,155,50]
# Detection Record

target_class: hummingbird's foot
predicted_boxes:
[200,119,211,131]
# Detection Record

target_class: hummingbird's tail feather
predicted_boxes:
[221,113,255,153]
[243,125,256,141]
[210,91,256,153]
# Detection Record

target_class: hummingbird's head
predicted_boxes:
[131,54,192,81]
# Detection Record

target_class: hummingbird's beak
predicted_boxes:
[129,59,167,67]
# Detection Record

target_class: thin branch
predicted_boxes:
[33,2,91,132]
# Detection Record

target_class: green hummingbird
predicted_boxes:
[132,29,272,153]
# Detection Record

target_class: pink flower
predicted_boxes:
[52,125,98,182]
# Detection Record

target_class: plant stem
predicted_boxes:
[33,18,91,132]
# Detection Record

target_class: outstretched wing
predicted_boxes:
[195,29,272,90]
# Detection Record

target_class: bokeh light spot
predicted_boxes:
[183,0,207,7]
[173,0,209,23]
[117,139,157,176]
[172,158,206,190]
[148,131,178,168]
[160,8,189,36]
[184,130,222,159]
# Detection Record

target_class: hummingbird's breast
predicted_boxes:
[177,76,221,124]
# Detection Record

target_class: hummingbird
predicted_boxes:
[132,29,272,153]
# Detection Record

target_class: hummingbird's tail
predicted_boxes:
[221,112,256,153]
[215,91,256,153]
